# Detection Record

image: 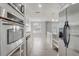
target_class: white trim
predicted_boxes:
[59,4,71,13]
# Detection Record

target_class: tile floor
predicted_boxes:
[29,33,58,56]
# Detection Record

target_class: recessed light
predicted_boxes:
[52,19,55,21]
[52,19,58,22]
[72,3,76,4]
[38,4,42,8]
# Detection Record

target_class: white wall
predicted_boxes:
[31,21,46,38]
[46,22,52,33]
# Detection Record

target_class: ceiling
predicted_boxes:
[25,3,68,22]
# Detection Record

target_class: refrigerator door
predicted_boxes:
[59,4,79,56]
[67,4,79,56]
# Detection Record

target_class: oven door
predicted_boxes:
[1,20,24,55]
[2,20,24,44]
[0,6,24,56]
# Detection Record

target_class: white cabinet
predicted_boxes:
[26,33,33,56]
[8,42,24,56]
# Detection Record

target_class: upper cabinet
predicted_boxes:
[0,3,25,21]
[8,3,24,17]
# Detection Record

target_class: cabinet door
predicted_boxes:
[11,48,20,56]
[67,4,79,56]
[27,35,32,56]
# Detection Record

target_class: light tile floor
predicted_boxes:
[29,33,58,56]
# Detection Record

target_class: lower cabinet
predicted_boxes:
[26,34,33,56]
[11,48,20,56]
[8,43,24,56]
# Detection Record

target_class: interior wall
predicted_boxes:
[46,22,52,33]
[31,21,46,38]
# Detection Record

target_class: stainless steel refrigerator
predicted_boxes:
[59,3,79,56]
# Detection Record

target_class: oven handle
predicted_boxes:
[0,16,24,25]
